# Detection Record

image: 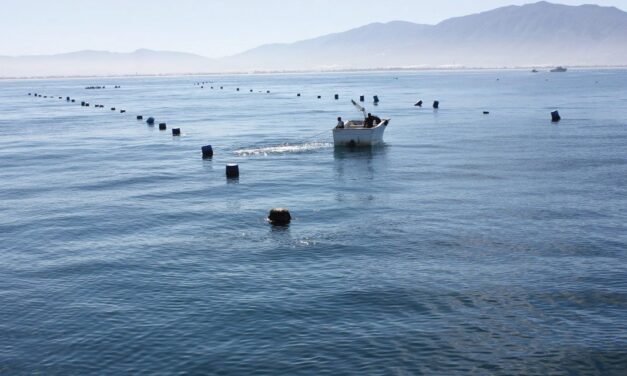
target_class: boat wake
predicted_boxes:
[235,142,333,156]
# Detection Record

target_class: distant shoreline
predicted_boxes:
[2,65,626,81]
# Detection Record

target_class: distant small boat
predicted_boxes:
[333,100,389,146]
[531,69,539,73]
[550,66,567,72]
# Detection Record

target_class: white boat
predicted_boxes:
[333,119,390,146]
[550,66,567,72]
[333,100,390,146]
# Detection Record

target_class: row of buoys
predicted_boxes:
[28,91,294,228]
[29,92,184,134]
[190,82,540,119]
[142,117,181,135]
[80,85,121,89]
[413,100,439,109]
[195,84,386,104]
[29,88,563,126]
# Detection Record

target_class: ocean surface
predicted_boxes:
[1,70,626,375]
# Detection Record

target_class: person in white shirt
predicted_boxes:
[336,116,344,128]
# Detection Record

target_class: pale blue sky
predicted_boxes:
[1,0,625,57]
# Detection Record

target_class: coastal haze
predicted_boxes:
[1,1,627,77]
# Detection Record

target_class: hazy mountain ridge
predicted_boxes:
[228,1,627,70]
[0,49,220,78]
[1,1,626,77]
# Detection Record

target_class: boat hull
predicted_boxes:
[333,122,388,146]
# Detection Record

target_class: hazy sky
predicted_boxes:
[1,0,626,57]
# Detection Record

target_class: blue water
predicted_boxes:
[1,70,626,375]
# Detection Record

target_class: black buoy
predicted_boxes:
[111,107,115,111]
[268,208,291,226]
[317,95,321,99]
[159,123,167,130]
[85,103,90,107]
[66,97,70,101]
[58,96,62,99]
[137,115,143,120]
[415,100,423,107]
[250,89,253,92]
[373,95,379,104]
[359,95,365,102]
[433,101,439,109]
[71,99,75,103]
[297,93,301,97]
[28,93,31,96]
[266,90,270,93]
[551,110,561,122]
[220,86,223,89]
[120,110,126,113]
[172,128,181,136]
[226,164,239,178]
[334,94,339,100]
[146,117,155,125]
[201,145,213,158]
[236,88,240,91]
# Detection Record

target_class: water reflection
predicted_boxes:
[333,145,389,204]
[333,144,388,180]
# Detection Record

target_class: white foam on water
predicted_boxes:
[235,142,333,156]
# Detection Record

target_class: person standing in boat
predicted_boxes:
[364,113,381,128]
[336,116,344,128]
[364,113,374,128]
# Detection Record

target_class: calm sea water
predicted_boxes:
[1,70,626,375]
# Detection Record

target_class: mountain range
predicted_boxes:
[1,1,626,78]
